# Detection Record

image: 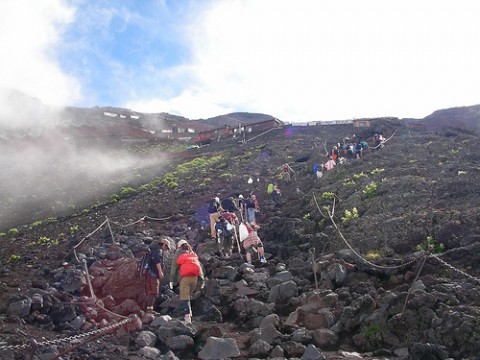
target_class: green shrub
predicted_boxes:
[199,178,212,187]
[8,254,20,263]
[219,173,232,179]
[342,207,359,222]
[36,236,59,246]
[343,180,355,187]
[363,182,377,198]
[371,168,385,175]
[320,192,335,202]
[167,181,178,189]
[366,250,381,261]
[415,235,444,254]
[139,183,157,191]
[70,225,79,233]
[364,324,382,338]
[353,172,368,180]
[7,228,19,236]
[120,186,137,197]
[110,194,120,204]
[0,232,6,237]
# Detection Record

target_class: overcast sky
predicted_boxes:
[1,0,480,122]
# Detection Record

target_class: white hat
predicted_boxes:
[177,239,188,248]
[238,194,244,199]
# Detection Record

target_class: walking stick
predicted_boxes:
[233,223,243,259]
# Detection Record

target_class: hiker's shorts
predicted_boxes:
[245,241,264,254]
[179,276,198,301]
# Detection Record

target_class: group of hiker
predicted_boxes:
[140,237,205,323]
[139,191,269,322]
[207,192,267,265]
[139,133,388,321]
[314,133,386,177]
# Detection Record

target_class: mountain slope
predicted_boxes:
[1,120,480,359]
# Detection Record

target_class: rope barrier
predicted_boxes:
[312,195,422,270]
[429,255,480,284]
[309,247,319,293]
[368,131,397,150]
[0,316,136,353]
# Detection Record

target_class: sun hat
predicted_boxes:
[158,238,172,250]
[177,239,188,248]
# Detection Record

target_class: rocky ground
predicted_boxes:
[1,120,480,359]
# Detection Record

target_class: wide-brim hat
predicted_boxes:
[159,238,172,250]
[177,239,188,248]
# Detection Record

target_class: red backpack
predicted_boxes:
[177,252,201,277]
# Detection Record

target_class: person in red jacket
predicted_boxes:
[169,239,205,323]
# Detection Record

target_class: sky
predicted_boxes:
[1,0,480,123]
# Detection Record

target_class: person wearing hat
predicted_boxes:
[144,238,171,314]
[169,239,205,323]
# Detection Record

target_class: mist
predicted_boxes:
[0,89,168,231]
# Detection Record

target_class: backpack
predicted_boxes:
[267,183,273,194]
[138,251,151,277]
[177,252,201,277]
[138,247,163,277]
[221,198,236,212]
[239,223,250,242]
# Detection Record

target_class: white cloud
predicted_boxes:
[135,0,480,121]
[0,0,81,108]
[1,0,480,123]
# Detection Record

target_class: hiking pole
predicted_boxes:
[233,224,243,259]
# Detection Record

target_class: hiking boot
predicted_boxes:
[260,256,267,263]
[146,307,161,316]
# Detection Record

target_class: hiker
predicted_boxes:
[236,194,246,222]
[208,193,224,240]
[281,163,294,182]
[221,195,239,213]
[169,239,205,323]
[215,211,238,258]
[272,183,281,203]
[143,238,172,314]
[245,193,259,224]
[243,223,267,265]
[324,156,336,171]
[330,146,339,161]
[316,165,324,179]
[373,133,385,149]
[354,142,363,159]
